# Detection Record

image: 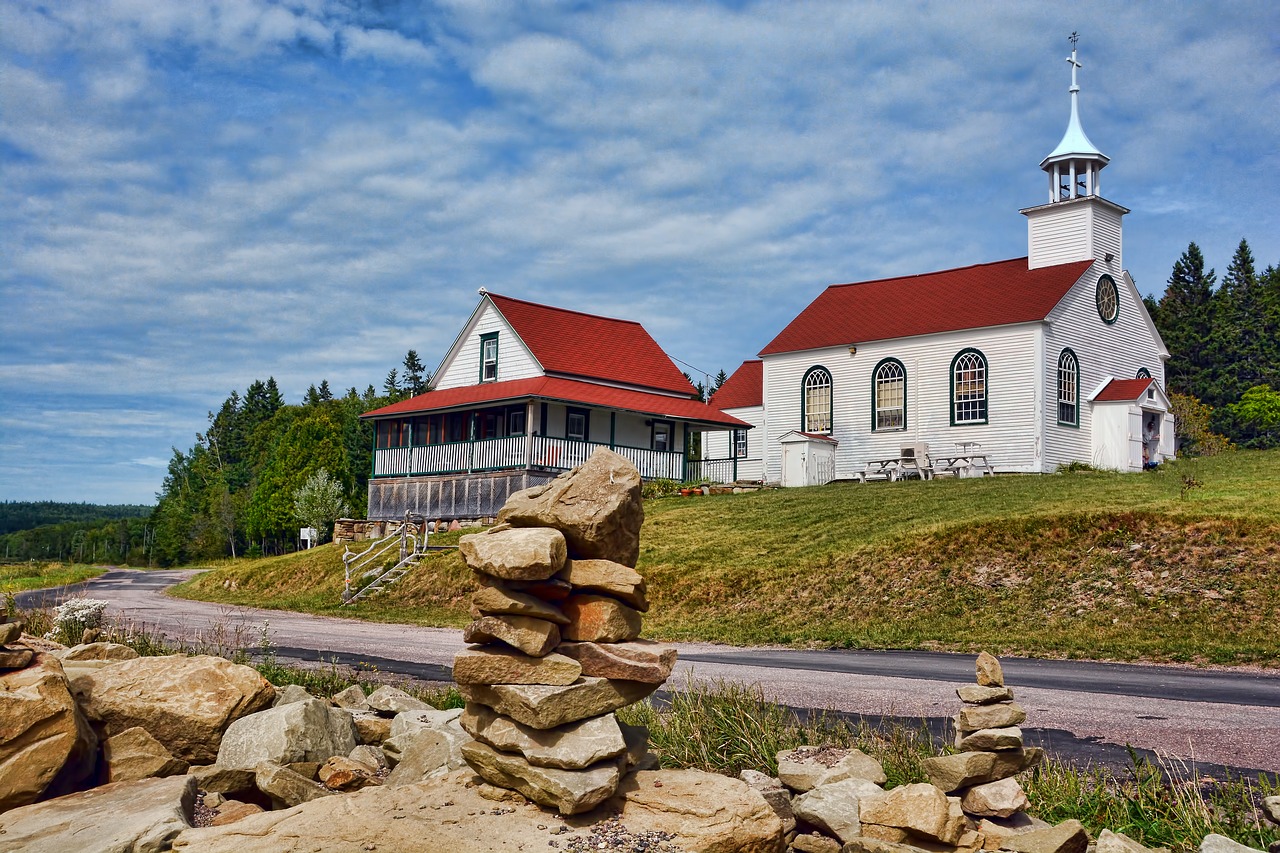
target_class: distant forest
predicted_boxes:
[0,501,152,535]
[9,239,1278,569]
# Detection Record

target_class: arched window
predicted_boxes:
[1057,349,1079,426]
[872,359,906,431]
[951,349,988,425]
[801,366,832,434]
[1135,367,1151,379]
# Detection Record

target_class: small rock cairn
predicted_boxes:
[923,651,1044,828]
[452,449,677,815]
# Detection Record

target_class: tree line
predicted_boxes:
[1145,238,1280,450]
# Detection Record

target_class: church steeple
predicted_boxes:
[1039,33,1109,202]
[1021,34,1128,272]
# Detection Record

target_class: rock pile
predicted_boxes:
[922,651,1043,832]
[453,448,678,814]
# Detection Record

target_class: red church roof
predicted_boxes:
[1093,378,1154,402]
[759,258,1095,355]
[709,360,763,410]
[362,376,747,428]
[486,293,697,397]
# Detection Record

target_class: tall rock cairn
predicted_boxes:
[923,652,1044,823]
[453,449,677,815]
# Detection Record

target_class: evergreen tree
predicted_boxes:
[402,350,427,396]
[317,379,333,402]
[713,369,728,391]
[383,368,401,398]
[1152,242,1216,401]
[304,384,321,406]
[1207,239,1263,407]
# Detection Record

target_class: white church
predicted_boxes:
[706,42,1175,486]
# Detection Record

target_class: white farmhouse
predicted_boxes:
[706,42,1174,485]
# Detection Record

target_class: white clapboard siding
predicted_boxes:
[1042,267,1167,470]
[702,404,764,481]
[433,301,543,390]
[761,324,1043,483]
[1027,200,1123,271]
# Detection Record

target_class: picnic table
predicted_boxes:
[855,458,902,482]
[936,443,994,478]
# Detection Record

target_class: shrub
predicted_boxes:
[44,597,109,644]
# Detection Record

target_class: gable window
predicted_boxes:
[652,420,673,453]
[566,408,589,442]
[872,359,907,431]
[479,332,499,382]
[732,429,748,458]
[1095,275,1119,324]
[802,366,833,434]
[951,349,988,425]
[1135,367,1151,379]
[1057,349,1079,426]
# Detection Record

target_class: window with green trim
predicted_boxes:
[479,332,499,382]
[1057,349,1079,426]
[732,429,748,458]
[566,408,589,442]
[652,420,674,453]
[872,358,906,431]
[1095,275,1119,324]
[951,349,988,425]
[802,366,833,434]
[1135,367,1151,379]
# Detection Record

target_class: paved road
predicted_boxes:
[20,569,1280,776]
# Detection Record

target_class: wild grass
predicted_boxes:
[621,680,1279,853]
[170,450,1280,665]
[0,561,105,595]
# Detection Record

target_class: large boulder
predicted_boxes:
[253,762,335,809]
[0,653,97,812]
[860,783,966,845]
[458,527,568,581]
[70,654,274,764]
[102,726,189,783]
[497,448,644,567]
[458,676,657,730]
[0,774,196,853]
[215,696,357,770]
[791,778,879,843]
[460,703,627,770]
[60,642,140,662]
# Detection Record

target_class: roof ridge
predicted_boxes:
[486,292,646,328]
[826,256,1030,290]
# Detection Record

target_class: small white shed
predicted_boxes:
[778,431,839,487]
[1088,378,1175,472]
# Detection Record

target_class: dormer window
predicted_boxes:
[480,333,498,382]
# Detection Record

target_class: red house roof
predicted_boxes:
[362,376,748,428]
[759,258,1095,356]
[486,293,697,397]
[1093,378,1154,402]
[709,360,763,410]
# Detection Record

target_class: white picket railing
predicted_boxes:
[372,435,687,481]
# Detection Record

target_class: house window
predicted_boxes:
[1136,367,1151,379]
[479,332,499,382]
[652,421,673,453]
[733,429,748,458]
[951,349,988,425]
[802,366,833,434]
[566,408,589,442]
[1057,349,1079,426]
[445,412,466,443]
[872,358,906,431]
[508,408,526,436]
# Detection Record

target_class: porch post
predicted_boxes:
[524,400,535,470]
[468,411,476,473]
[609,413,616,449]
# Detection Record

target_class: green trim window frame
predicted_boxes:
[479,332,499,382]
[508,407,526,436]
[566,407,589,442]
[732,428,748,458]
[801,366,833,434]
[872,358,907,432]
[1095,275,1119,325]
[651,419,674,453]
[950,348,988,425]
[1057,348,1079,426]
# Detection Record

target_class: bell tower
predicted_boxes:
[1022,34,1128,273]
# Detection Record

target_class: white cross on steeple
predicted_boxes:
[1066,32,1082,93]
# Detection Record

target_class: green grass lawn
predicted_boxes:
[0,561,106,597]
[172,450,1280,666]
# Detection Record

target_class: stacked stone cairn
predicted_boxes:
[452,448,678,815]
[923,651,1044,835]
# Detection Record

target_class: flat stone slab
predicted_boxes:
[957,685,1014,705]
[453,646,581,685]
[471,585,570,625]
[957,702,1026,731]
[923,748,1043,793]
[458,676,658,730]
[957,725,1024,752]
[556,640,677,684]
[555,559,649,611]
[462,615,560,658]
[460,527,567,581]
[460,703,626,770]
[778,745,887,792]
[561,594,643,643]
[461,740,622,815]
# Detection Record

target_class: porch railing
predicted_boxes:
[685,456,741,484]
[372,434,687,481]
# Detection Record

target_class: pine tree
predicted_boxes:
[1153,242,1216,401]
[1208,239,1262,407]
[713,369,728,391]
[402,350,427,396]
[303,384,321,407]
[317,379,333,402]
[383,368,401,398]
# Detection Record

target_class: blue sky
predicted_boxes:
[2,1,1277,504]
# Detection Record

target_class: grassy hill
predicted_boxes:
[172,450,1280,666]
